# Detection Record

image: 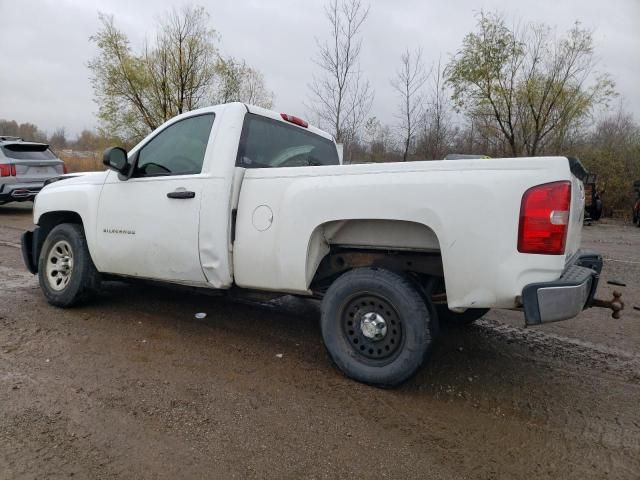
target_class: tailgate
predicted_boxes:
[1,143,64,179]
[563,159,587,259]
[13,160,63,179]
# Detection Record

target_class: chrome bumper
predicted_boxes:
[0,182,43,201]
[10,188,41,199]
[522,251,602,325]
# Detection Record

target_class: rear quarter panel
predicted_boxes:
[233,157,575,309]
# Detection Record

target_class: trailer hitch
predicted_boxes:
[592,291,624,319]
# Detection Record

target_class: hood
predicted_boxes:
[43,171,109,189]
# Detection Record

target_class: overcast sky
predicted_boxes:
[0,0,638,137]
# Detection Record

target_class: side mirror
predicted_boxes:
[103,147,129,175]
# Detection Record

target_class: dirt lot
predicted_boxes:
[0,203,639,479]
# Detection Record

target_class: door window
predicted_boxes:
[236,114,339,168]
[134,114,215,177]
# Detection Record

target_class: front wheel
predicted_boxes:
[320,268,435,388]
[38,223,100,307]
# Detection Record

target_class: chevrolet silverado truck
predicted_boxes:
[21,102,621,387]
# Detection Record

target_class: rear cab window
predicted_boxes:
[236,114,339,168]
[1,144,57,160]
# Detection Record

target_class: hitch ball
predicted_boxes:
[592,291,624,319]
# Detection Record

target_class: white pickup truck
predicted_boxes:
[21,102,619,387]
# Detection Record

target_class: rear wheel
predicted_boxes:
[38,223,100,307]
[320,268,435,387]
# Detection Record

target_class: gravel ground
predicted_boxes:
[0,204,638,479]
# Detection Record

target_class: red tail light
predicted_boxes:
[63,163,68,174]
[10,164,16,176]
[280,113,309,128]
[518,181,571,255]
[0,164,12,177]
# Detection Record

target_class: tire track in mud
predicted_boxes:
[1,256,638,379]
[0,240,20,248]
[473,318,640,377]
[0,266,38,291]
[262,296,640,378]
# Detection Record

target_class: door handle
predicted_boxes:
[167,190,196,199]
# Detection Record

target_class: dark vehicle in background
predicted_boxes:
[0,136,66,205]
[584,173,602,221]
[633,180,640,227]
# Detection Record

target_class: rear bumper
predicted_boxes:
[0,182,44,202]
[522,250,602,325]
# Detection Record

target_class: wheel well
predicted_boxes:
[310,247,444,296]
[319,219,440,251]
[35,211,84,265]
[306,219,443,292]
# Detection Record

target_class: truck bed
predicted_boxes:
[232,156,584,310]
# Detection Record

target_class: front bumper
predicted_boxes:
[522,250,603,325]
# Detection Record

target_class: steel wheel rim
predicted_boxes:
[342,294,403,361]
[45,240,74,291]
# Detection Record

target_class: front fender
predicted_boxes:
[33,177,104,266]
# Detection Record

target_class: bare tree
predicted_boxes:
[307,0,373,145]
[240,66,274,108]
[419,57,452,159]
[49,127,67,151]
[571,105,640,211]
[211,56,274,108]
[142,6,219,125]
[160,6,219,113]
[363,116,396,162]
[89,7,218,140]
[0,120,47,142]
[392,49,428,161]
[89,6,273,141]
[517,22,616,155]
[74,130,104,151]
[89,13,150,140]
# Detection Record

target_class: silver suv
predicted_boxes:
[0,136,66,205]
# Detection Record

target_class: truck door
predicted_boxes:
[95,113,215,284]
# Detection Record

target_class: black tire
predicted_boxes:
[38,223,100,307]
[436,306,489,327]
[320,268,434,388]
[591,198,603,221]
